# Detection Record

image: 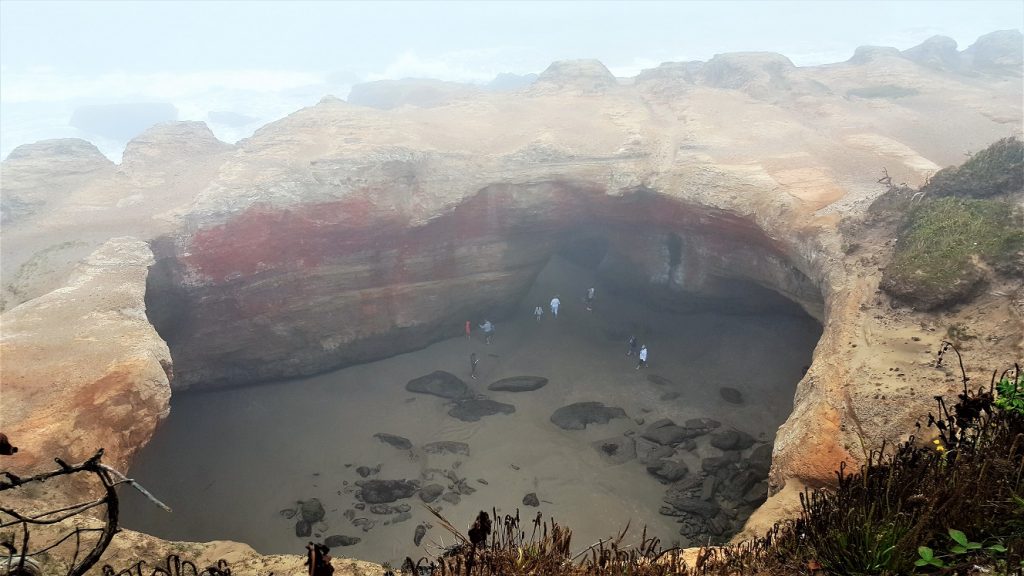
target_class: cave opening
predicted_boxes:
[126,206,823,563]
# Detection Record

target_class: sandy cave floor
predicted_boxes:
[120,256,821,565]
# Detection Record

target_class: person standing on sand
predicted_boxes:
[465,320,471,340]
[626,335,638,356]
[585,287,595,311]
[636,345,648,369]
[550,295,560,318]
[534,305,544,322]
[470,352,479,380]
[480,320,494,344]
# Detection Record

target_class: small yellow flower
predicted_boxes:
[936,445,945,452]
[933,439,941,445]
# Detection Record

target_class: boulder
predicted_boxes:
[419,483,444,503]
[441,492,461,505]
[374,433,413,450]
[635,436,675,464]
[719,387,744,404]
[448,398,515,422]
[665,497,720,519]
[299,498,326,523]
[407,371,469,399]
[646,459,689,483]
[747,443,773,475]
[523,492,540,507]
[488,376,548,392]
[641,419,700,446]
[684,418,721,431]
[709,429,756,451]
[550,402,626,430]
[295,520,311,537]
[422,441,470,456]
[324,534,361,547]
[359,480,420,504]
[414,524,427,546]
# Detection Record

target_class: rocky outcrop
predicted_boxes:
[0,238,171,475]
[1,139,114,223]
[532,59,619,93]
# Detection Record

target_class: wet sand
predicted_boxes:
[122,256,821,564]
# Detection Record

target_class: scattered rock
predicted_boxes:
[488,376,548,392]
[407,371,469,399]
[701,451,741,472]
[719,387,744,404]
[279,508,296,519]
[295,520,311,537]
[419,483,444,503]
[422,441,470,456]
[700,477,717,501]
[477,478,488,485]
[448,398,515,422]
[523,492,540,507]
[441,492,461,505]
[374,433,413,450]
[414,524,427,546]
[665,497,720,519]
[591,436,636,465]
[354,503,365,511]
[641,419,700,446]
[747,444,773,475]
[359,479,420,504]
[684,418,721,430]
[352,517,377,532]
[550,402,627,430]
[324,534,360,547]
[635,436,675,464]
[299,499,326,523]
[356,465,377,478]
[646,459,689,483]
[743,481,769,505]
[709,430,756,451]
[388,511,413,524]
[370,503,411,515]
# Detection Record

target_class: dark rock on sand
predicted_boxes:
[407,371,469,399]
[488,376,548,392]
[719,387,744,404]
[646,459,689,483]
[743,481,769,505]
[665,497,720,519]
[747,444,773,475]
[279,508,296,519]
[709,430,756,451]
[295,520,311,537]
[419,483,444,503]
[635,436,675,464]
[370,503,411,515]
[550,402,626,430]
[701,451,741,472]
[523,492,540,507]
[325,534,361,547]
[356,464,380,478]
[422,441,470,456]
[374,433,413,450]
[684,418,721,431]
[441,492,461,505]
[299,498,326,523]
[592,436,636,465]
[448,398,515,422]
[414,524,427,546]
[641,419,700,446]
[359,479,419,504]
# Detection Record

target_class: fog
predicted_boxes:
[1,0,1021,159]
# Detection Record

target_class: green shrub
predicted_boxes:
[881,197,1024,309]
[922,137,1024,199]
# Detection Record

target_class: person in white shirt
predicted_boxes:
[636,345,648,369]
[479,320,494,344]
[550,296,560,318]
[534,305,544,322]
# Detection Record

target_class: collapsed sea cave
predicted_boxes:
[126,184,824,563]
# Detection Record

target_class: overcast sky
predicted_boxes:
[1,0,1021,160]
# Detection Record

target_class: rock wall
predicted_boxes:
[149,182,821,390]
